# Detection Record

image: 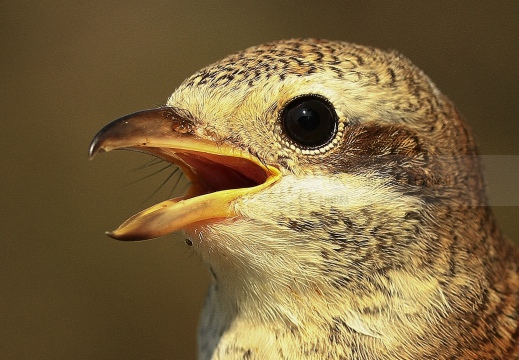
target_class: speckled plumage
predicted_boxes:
[93,39,519,359]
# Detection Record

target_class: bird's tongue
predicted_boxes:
[174,151,266,193]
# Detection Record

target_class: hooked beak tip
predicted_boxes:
[88,135,105,160]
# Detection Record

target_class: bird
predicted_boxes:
[89,39,519,359]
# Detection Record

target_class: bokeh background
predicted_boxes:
[1,1,518,359]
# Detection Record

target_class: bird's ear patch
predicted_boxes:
[312,123,437,187]
[342,123,424,159]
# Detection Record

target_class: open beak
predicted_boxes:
[89,107,281,241]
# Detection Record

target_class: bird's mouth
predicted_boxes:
[89,107,281,241]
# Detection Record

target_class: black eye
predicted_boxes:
[281,95,338,148]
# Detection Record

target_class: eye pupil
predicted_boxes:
[297,109,320,131]
[282,95,338,148]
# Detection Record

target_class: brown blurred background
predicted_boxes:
[1,1,517,359]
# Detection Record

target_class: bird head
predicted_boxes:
[89,39,491,335]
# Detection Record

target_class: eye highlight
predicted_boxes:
[281,95,338,149]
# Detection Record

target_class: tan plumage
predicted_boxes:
[90,39,519,359]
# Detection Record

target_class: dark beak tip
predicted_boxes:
[87,141,99,160]
[88,135,108,160]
